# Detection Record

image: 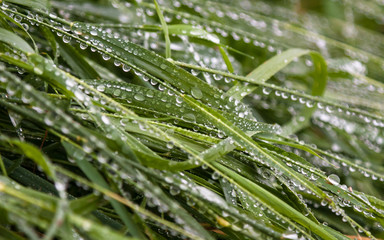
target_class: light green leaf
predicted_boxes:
[4,0,48,10]
[0,28,34,54]
[0,136,55,179]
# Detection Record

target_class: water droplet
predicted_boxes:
[21,92,33,104]
[282,231,298,239]
[6,82,18,96]
[182,113,196,122]
[145,90,154,98]
[170,186,180,195]
[63,35,71,43]
[44,114,55,126]
[80,43,88,50]
[262,88,271,95]
[166,141,174,149]
[134,93,145,101]
[97,85,105,92]
[13,15,22,22]
[191,87,203,99]
[90,30,97,36]
[122,64,131,72]
[191,69,200,76]
[327,174,340,186]
[160,63,167,70]
[113,89,121,96]
[102,54,111,61]
[48,13,57,19]
[213,73,223,81]
[101,115,111,124]
[33,67,43,75]
[212,172,220,180]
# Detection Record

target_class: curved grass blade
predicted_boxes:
[0,27,34,54]
[62,140,146,239]
[154,0,171,58]
[0,135,55,179]
[3,0,48,10]
[212,162,337,240]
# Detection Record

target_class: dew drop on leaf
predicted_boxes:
[97,85,105,92]
[160,63,167,70]
[191,87,203,99]
[282,231,298,239]
[134,93,145,101]
[33,67,43,75]
[122,64,131,72]
[101,115,111,124]
[327,174,340,186]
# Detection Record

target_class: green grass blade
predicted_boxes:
[0,27,34,54]
[62,141,146,239]
[212,163,337,240]
[0,136,55,179]
[154,0,171,58]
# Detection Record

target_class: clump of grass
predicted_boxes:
[0,0,383,239]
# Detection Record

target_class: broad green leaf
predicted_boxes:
[4,0,48,10]
[0,28,34,54]
[0,136,55,179]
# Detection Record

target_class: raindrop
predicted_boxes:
[97,85,105,92]
[160,63,167,70]
[13,15,22,22]
[113,89,121,96]
[21,92,33,104]
[262,88,271,95]
[21,23,29,31]
[282,231,298,239]
[134,93,145,101]
[213,73,223,81]
[90,30,98,36]
[114,60,121,66]
[191,87,203,99]
[191,69,200,76]
[212,172,220,180]
[182,113,196,122]
[327,174,340,186]
[33,67,43,75]
[170,186,180,195]
[44,114,55,126]
[80,43,88,50]
[122,64,131,72]
[101,115,111,124]
[62,35,71,43]
[102,54,111,61]
[49,13,57,19]
[166,141,174,149]
[146,90,154,98]
[6,82,18,96]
